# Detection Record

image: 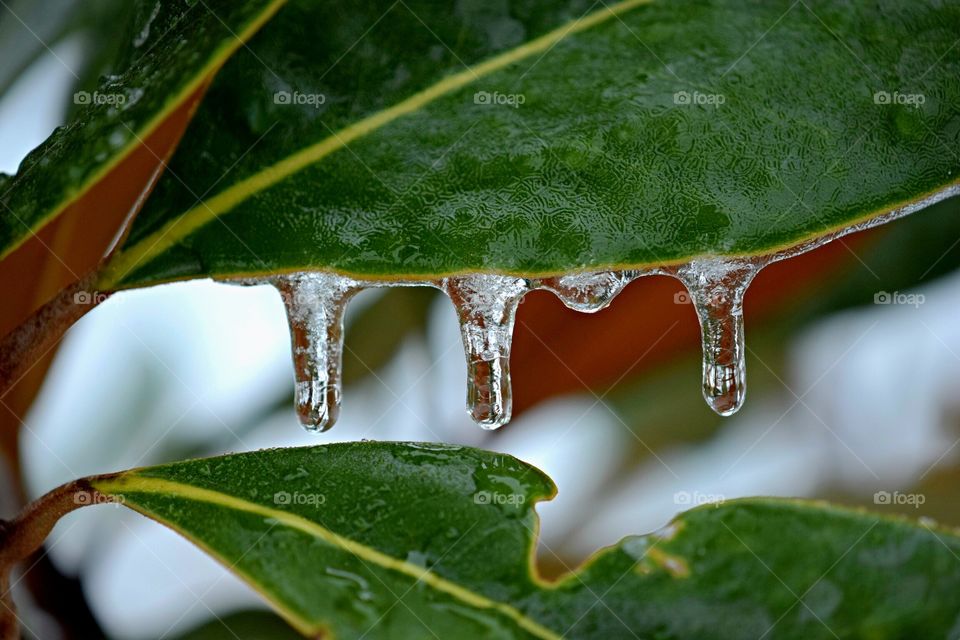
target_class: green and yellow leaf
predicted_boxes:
[102,0,960,288]
[87,442,960,639]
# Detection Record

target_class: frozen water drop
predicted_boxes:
[535,270,642,312]
[442,274,528,430]
[294,379,341,429]
[672,259,759,417]
[273,272,361,432]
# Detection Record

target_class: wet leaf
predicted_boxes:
[90,442,960,639]
[0,0,286,262]
[172,610,301,640]
[515,192,960,417]
[103,0,960,288]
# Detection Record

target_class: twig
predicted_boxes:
[0,480,109,639]
[0,272,110,400]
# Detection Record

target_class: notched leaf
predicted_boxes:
[86,442,960,639]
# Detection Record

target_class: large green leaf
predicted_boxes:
[172,610,301,640]
[89,442,960,639]
[0,0,286,261]
[102,0,960,288]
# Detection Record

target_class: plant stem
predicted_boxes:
[0,480,106,640]
[0,272,110,400]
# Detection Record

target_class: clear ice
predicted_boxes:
[262,262,755,431]
[670,260,758,416]
[442,274,528,430]
[230,183,960,432]
[273,272,359,432]
[534,270,646,313]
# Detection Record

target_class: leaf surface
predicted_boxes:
[104,0,960,288]
[91,442,960,639]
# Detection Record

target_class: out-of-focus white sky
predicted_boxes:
[5,37,960,640]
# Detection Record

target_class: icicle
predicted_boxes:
[442,274,528,429]
[273,272,361,432]
[673,259,759,417]
[535,270,641,312]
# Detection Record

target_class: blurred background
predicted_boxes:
[4,4,960,639]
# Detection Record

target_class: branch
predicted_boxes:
[0,480,110,640]
[0,272,110,399]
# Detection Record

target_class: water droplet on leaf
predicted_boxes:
[231,234,864,432]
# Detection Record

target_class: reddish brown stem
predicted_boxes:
[0,272,110,400]
[0,480,107,639]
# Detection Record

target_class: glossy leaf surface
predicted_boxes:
[92,442,960,639]
[107,0,960,287]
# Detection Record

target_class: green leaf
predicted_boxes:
[171,610,301,640]
[103,0,960,288]
[0,0,286,262]
[91,442,960,639]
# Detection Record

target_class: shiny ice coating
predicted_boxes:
[670,259,759,417]
[533,270,648,313]
[261,260,758,431]
[441,274,529,430]
[273,272,359,432]
[273,186,960,430]
[222,184,960,432]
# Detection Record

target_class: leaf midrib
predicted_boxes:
[99,0,656,288]
[93,474,560,640]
